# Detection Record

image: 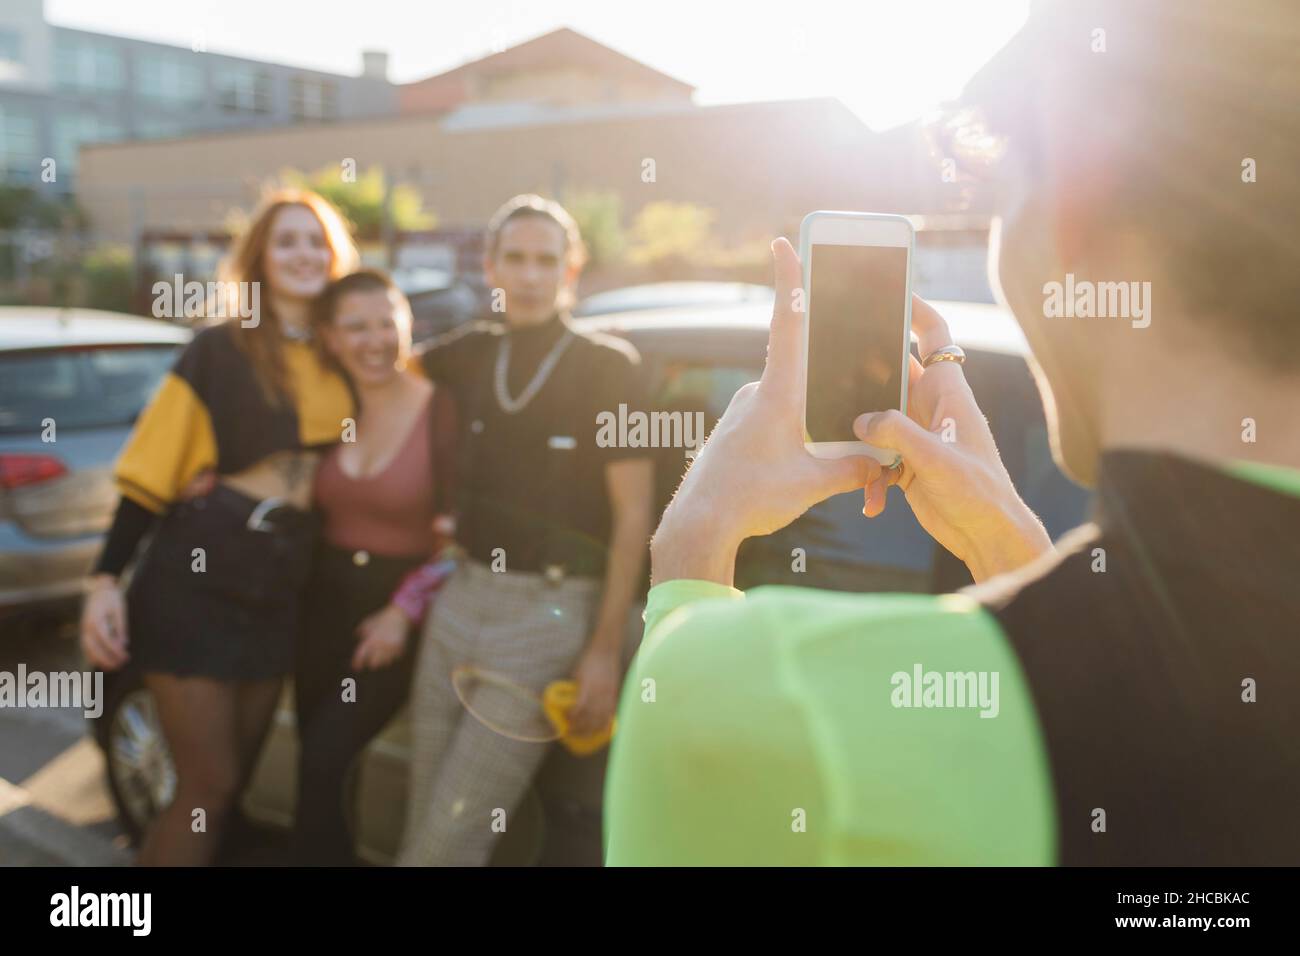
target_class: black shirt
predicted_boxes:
[978,451,1300,864]
[416,312,651,578]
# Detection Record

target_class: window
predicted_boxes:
[216,65,271,113]
[0,29,21,66]
[289,75,337,120]
[134,52,205,106]
[134,116,194,140]
[0,346,180,433]
[53,114,124,173]
[0,107,38,183]
[54,35,125,93]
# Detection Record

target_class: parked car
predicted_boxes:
[94,296,1090,866]
[392,266,489,344]
[0,309,189,634]
[574,280,774,317]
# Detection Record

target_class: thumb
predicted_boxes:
[854,409,946,471]
[814,452,877,496]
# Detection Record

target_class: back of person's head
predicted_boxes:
[945,0,1299,483]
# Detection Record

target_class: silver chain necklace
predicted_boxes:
[493,328,575,414]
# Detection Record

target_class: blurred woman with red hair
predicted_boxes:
[80,189,359,865]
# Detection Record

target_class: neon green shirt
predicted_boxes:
[604,583,1056,865]
[604,458,1300,866]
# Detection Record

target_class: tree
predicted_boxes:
[0,186,81,230]
[566,190,625,269]
[279,165,435,240]
[626,201,718,274]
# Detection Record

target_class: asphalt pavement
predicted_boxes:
[0,620,131,866]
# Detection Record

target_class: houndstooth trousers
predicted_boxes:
[397,558,602,866]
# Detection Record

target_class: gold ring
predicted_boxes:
[922,344,966,368]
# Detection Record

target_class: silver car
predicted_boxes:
[0,308,188,634]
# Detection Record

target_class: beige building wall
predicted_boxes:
[477,68,683,107]
[76,98,941,244]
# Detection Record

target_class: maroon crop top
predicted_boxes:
[314,395,439,558]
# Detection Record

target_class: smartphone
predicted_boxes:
[799,210,914,466]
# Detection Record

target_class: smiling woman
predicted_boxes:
[79,188,361,867]
[292,267,457,866]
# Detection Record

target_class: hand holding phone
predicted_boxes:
[648,237,880,585]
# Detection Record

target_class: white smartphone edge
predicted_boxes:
[799,210,914,468]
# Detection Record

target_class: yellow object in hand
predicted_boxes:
[543,680,616,756]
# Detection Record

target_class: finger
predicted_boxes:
[92,613,127,661]
[351,641,370,672]
[863,479,880,518]
[106,608,129,652]
[86,627,124,670]
[567,689,594,734]
[904,353,928,422]
[759,237,805,398]
[811,453,878,498]
[567,710,587,735]
[87,641,115,671]
[906,353,925,395]
[82,630,107,669]
[910,294,955,361]
[854,409,947,472]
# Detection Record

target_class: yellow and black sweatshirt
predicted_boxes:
[95,323,354,576]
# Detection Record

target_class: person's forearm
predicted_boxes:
[961,497,1053,583]
[389,553,458,624]
[590,506,653,651]
[94,495,158,578]
[649,496,744,588]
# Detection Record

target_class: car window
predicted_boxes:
[656,363,754,418]
[0,346,178,433]
[646,362,757,519]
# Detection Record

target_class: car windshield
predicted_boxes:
[0,345,178,434]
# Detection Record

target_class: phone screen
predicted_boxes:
[805,243,909,442]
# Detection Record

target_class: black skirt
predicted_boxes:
[125,485,317,680]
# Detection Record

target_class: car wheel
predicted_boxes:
[98,673,176,843]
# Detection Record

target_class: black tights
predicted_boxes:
[137,673,282,866]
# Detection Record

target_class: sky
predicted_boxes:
[47,0,1030,131]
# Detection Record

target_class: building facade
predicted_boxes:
[0,0,396,192]
[57,20,991,301]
